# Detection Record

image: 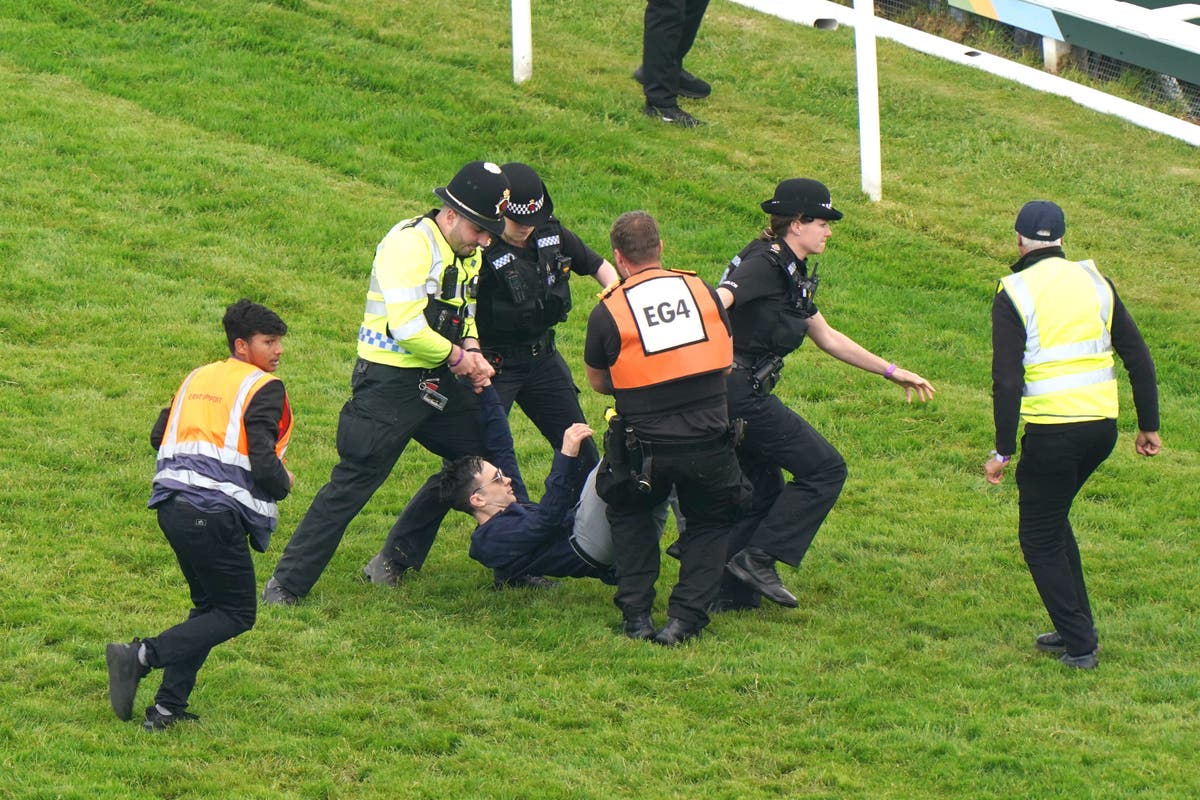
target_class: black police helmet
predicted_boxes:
[501,162,555,226]
[760,178,843,220]
[434,161,511,236]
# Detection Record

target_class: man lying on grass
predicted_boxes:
[440,385,666,588]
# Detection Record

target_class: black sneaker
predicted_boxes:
[642,104,704,128]
[362,552,407,587]
[1059,650,1099,670]
[105,639,150,721]
[142,705,200,732]
[261,576,298,606]
[633,66,712,99]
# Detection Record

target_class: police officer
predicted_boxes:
[261,161,505,605]
[585,210,748,646]
[477,163,617,474]
[713,178,935,611]
[359,162,619,588]
[985,200,1160,670]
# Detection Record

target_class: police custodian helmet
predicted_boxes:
[761,178,844,221]
[434,161,512,236]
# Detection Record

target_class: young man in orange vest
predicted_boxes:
[106,299,296,730]
[584,211,749,646]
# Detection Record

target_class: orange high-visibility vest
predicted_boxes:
[151,358,292,548]
[600,268,731,389]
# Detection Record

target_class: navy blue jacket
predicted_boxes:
[467,387,614,583]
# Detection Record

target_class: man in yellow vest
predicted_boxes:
[106,300,295,730]
[585,211,749,646]
[263,162,509,604]
[985,201,1161,669]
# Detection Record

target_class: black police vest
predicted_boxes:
[478,221,573,341]
[726,238,818,359]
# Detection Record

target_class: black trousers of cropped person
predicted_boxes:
[642,0,711,107]
[272,358,482,597]
[1016,419,1116,657]
[143,498,257,713]
[714,371,848,606]
[597,435,748,629]
[383,342,598,572]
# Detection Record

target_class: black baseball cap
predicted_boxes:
[501,162,554,226]
[761,178,843,220]
[434,161,511,236]
[1014,200,1065,241]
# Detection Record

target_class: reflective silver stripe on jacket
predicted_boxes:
[364,217,447,321]
[1006,260,1113,368]
[1024,366,1117,397]
[152,467,279,521]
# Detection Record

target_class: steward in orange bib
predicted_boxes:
[584,211,749,646]
[106,300,295,730]
[986,201,1161,670]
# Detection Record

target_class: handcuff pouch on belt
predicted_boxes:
[603,413,653,494]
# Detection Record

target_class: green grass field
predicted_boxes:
[2,1,1198,797]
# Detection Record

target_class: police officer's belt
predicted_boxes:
[490,329,556,360]
[631,431,732,455]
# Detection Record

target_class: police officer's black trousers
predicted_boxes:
[596,437,747,628]
[272,359,482,597]
[717,375,848,605]
[493,349,599,477]
[1016,419,1116,657]
[144,498,257,713]
[642,0,711,107]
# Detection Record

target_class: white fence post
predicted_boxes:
[854,0,882,202]
[512,0,532,84]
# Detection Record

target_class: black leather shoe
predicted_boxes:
[1059,650,1099,670]
[633,66,712,99]
[105,639,150,721]
[652,617,702,646]
[726,547,798,608]
[494,574,559,591]
[142,705,200,732]
[623,613,656,641]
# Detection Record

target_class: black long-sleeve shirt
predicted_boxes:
[991,247,1159,456]
[151,378,292,501]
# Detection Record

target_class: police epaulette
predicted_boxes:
[597,279,623,299]
[664,267,697,276]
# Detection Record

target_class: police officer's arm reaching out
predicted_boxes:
[447,338,495,391]
[804,312,935,403]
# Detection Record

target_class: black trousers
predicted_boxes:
[716,372,848,605]
[273,359,482,596]
[493,348,599,475]
[597,436,748,628]
[144,499,257,713]
[642,0,711,106]
[383,347,599,571]
[1016,419,1116,656]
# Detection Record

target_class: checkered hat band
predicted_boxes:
[508,195,546,216]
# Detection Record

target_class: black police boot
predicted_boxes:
[622,613,657,641]
[652,617,703,647]
[726,547,798,608]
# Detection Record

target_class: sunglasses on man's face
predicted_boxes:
[472,467,506,495]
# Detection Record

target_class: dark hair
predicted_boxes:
[610,211,661,266]
[760,214,815,240]
[438,455,485,513]
[223,299,287,353]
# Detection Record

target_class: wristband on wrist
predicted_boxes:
[466,347,482,353]
[448,346,464,368]
[884,363,898,379]
[989,449,1011,464]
